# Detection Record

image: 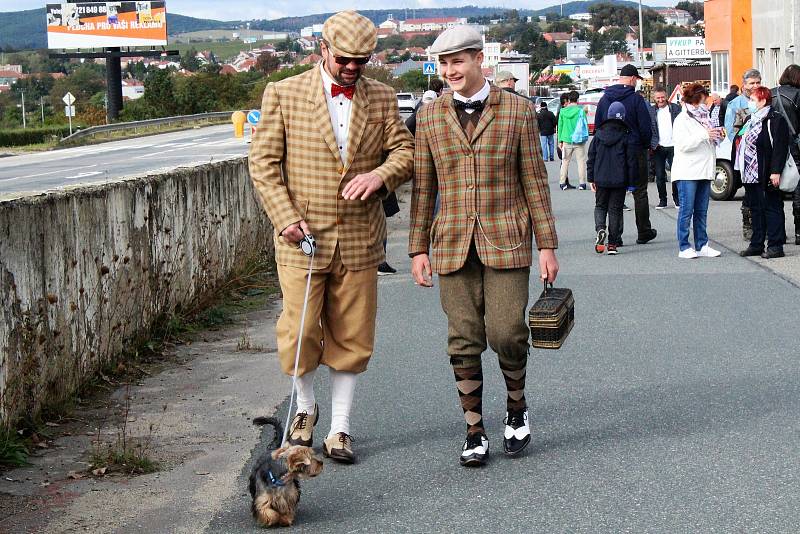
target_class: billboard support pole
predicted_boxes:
[106,47,123,122]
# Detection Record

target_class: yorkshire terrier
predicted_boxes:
[249,416,324,527]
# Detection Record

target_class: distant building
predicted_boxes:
[655,8,693,26]
[0,64,22,73]
[300,53,322,65]
[393,59,425,77]
[483,42,503,68]
[399,17,466,33]
[569,13,592,22]
[379,15,400,30]
[377,27,398,39]
[566,40,591,61]
[121,79,145,100]
[0,70,23,85]
[542,32,574,45]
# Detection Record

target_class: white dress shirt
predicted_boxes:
[657,105,674,147]
[320,63,352,163]
[453,79,491,114]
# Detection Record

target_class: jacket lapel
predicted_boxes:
[306,64,341,163]
[443,95,471,150]
[343,80,369,174]
[470,85,500,143]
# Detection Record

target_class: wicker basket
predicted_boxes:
[528,282,574,349]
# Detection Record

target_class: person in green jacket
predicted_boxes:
[557,91,589,190]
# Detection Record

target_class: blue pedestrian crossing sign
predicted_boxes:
[247,109,261,126]
[422,62,436,75]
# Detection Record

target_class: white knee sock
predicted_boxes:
[328,369,357,436]
[295,369,316,414]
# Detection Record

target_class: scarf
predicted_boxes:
[686,103,713,130]
[742,106,770,184]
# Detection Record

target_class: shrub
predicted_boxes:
[0,126,74,147]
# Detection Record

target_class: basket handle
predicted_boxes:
[542,280,553,294]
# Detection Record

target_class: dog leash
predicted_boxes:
[281,233,316,445]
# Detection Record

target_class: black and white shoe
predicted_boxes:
[460,432,489,467]
[503,409,531,455]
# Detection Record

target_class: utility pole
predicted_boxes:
[638,0,645,70]
[20,90,26,129]
[561,0,563,17]
[40,96,45,124]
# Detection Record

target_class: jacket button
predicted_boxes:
[468,184,474,190]
[336,217,343,225]
[337,166,344,174]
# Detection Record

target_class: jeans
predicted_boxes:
[632,147,654,237]
[540,135,555,160]
[676,180,711,251]
[744,183,785,251]
[594,186,626,245]
[653,146,679,205]
[560,142,587,185]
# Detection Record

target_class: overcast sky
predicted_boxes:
[14,1,673,21]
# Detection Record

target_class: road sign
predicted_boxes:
[422,62,436,75]
[246,109,261,126]
[64,105,75,118]
[63,92,76,106]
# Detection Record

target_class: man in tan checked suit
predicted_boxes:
[409,26,559,467]
[249,10,413,463]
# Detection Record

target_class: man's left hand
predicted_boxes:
[538,248,559,283]
[770,173,781,188]
[342,172,385,200]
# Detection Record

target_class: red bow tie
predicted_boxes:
[331,83,355,100]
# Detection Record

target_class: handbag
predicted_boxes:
[766,111,800,193]
[528,282,574,350]
[571,112,589,144]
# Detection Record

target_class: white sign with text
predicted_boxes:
[666,37,709,60]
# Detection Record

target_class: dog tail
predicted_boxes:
[252,416,284,449]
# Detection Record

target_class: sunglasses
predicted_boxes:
[333,55,370,66]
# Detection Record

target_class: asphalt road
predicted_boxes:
[208,160,800,532]
[0,125,249,199]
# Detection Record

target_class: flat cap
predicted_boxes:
[495,70,518,83]
[322,11,377,57]
[429,25,483,56]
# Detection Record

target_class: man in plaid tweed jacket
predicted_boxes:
[249,11,413,463]
[408,26,559,467]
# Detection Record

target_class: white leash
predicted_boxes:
[281,234,316,445]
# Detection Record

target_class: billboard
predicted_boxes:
[666,37,709,60]
[46,2,168,49]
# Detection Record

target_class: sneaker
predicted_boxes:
[607,244,618,255]
[696,244,721,257]
[622,204,632,212]
[594,229,606,254]
[377,261,397,276]
[578,184,587,190]
[287,405,319,447]
[322,432,355,464]
[761,248,785,259]
[503,409,531,455]
[655,201,668,210]
[636,228,657,244]
[739,246,764,257]
[560,184,569,191]
[678,248,698,259]
[460,432,489,467]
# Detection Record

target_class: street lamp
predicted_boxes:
[638,0,645,70]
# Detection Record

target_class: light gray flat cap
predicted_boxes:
[495,70,518,83]
[429,25,483,56]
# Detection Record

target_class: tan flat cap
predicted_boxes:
[429,25,483,56]
[495,70,518,83]
[322,11,377,57]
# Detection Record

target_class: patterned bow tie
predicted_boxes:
[454,99,485,112]
[331,83,355,100]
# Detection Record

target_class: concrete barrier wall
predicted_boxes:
[0,158,273,425]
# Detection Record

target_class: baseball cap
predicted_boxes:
[608,102,626,120]
[619,64,643,79]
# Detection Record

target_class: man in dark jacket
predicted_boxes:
[537,101,557,161]
[725,84,739,102]
[648,86,681,209]
[595,64,657,244]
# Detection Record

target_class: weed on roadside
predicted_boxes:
[0,429,30,468]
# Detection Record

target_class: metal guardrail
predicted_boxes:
[59,111,234,145]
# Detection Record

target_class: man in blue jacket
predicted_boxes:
[595,64,657,244]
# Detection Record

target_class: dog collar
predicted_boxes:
[267,469,286,487]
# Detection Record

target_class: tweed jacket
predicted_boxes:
[409,85,558,275]
[249,64,414,270]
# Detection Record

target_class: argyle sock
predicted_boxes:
[499,360,527,412]
[452,362,484,435]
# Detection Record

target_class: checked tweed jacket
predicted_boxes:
[409,85,558,275]
[249,65,414,270]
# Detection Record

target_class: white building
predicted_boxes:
[483,42,502,68]
[655,8,692,27]
[751,0,800,87]
[121,80,144,100]
[569,13,592,22]
[399,17,466,33]
[380,15,399,29]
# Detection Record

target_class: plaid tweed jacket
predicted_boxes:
[249,65,414,270]
[408,85,558,275]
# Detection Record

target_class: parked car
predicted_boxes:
[396,93,418,112]
[547,90,604,135]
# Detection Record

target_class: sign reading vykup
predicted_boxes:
[46,2,168,49]
[666,37,709,60]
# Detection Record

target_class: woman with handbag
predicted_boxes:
[771,64,800,244]
[671,83,725,258]
[737,86,791,259]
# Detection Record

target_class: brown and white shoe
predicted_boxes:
[322,432,355,464]
[287,405,319,447]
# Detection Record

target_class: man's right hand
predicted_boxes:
[411,254,433,287]
[280,220,311,244]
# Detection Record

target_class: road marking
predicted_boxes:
[0,164,100,182]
